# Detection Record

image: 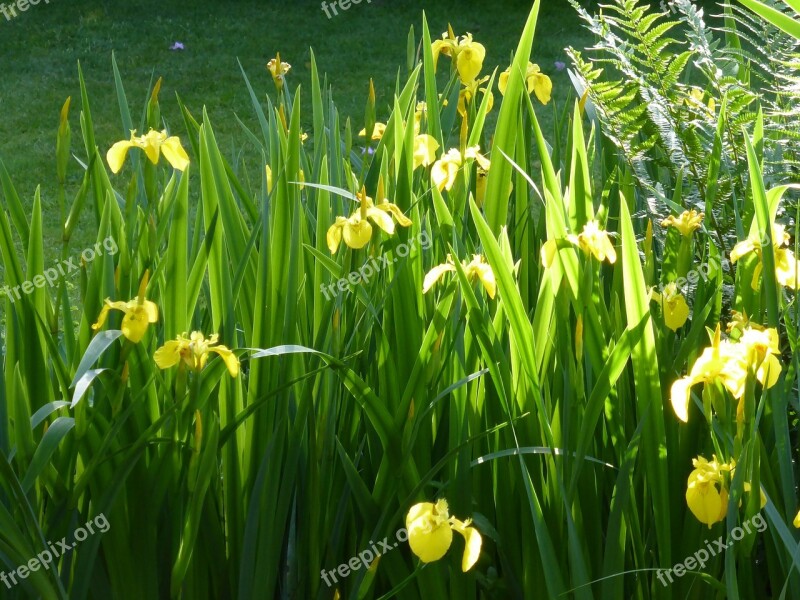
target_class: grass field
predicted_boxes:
[0,0,586,265]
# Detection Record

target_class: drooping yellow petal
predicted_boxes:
[686,479,725,528]
[376,201,412,227]
[106,139,135,174]
[120,301,158,343]
[730,239,756,263]
[455,41,485,84]
[450,518,482,572]
[498,69,510,96]
[342,217,373,249]
[670,377,693,423]
[366,206,396,235]
[154,339,185,370]
[326,219,345,254]
[209,345,240,378]
[657,283,690,331]
[422,263,456,294]
[91,299,131,330]
[530,72,552,105]
[160,136,190,171]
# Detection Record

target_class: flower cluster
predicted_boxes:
[326,186,412,253]
[541,220,617,266]
[670,323,781,423]
[91,272,239,378]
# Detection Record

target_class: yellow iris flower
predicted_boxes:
[431,146,490,192]
[457,76,494,117]
[651,283,690,331]
[731,222,800,290]
[358,122,386,141]
[423,254,496,299]
[154,331,239,377]
[413,134,439,169]
[738,326,783,389]
[794,510,800,528]
[92,272,158,343]
[326,188,412,253]
[107,129,189,174]
[498,62,552,105]
[686,455,766,528]
[541,220,617,266]
[406,499,482,572]
[686,455,731,528]
[661,209,704,237]
[670,323,781,422]
[267,53,291,90]
[431,29,486,84]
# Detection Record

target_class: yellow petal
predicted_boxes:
[406,502,453,563]
[756,353,782,389]
[160,136,190,171]
[794,510,800,528]
[730,239,755,263]
[686,480,725,528]
[422,263,456,294]
[139,130,164,165]
[775,248,800,289]
[366,206,396,235]
[451,519,482,572]
[413,134,439,169]
[378,201,412,227]
[670,377,693,422]
[431,158,459,192]
[154,340,184,370]
[91,301,113,331]
[455,42,485,84]
[530,73,552,105]
[120,304,153,343]
[107,140,135,174]
[498,69,510,96]
[327,219,345,254]
[466,257,496,299]
[342,218,373,249]
[209,345,240,378]
[664,294,690,331]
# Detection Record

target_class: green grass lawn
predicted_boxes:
[0,0,589,266]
